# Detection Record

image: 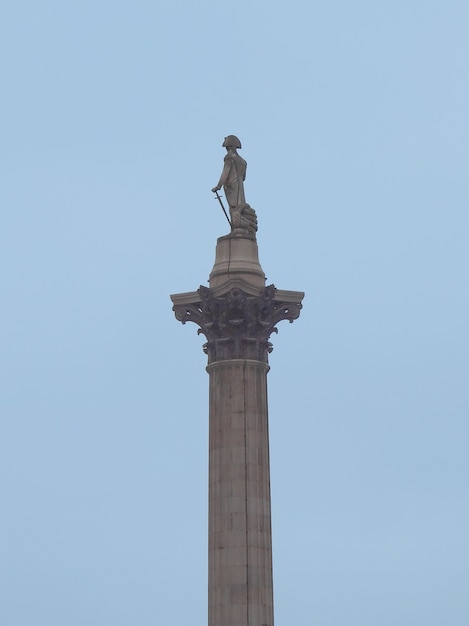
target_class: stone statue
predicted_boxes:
[212,135,247,209]
[212,135,258,237]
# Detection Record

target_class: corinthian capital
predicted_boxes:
[171,285,303,364]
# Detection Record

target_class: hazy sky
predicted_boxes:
[1,1,468,625]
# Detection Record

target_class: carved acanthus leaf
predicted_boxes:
[172,285,303,363]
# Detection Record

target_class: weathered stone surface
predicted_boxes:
[172,284,302,363]
[208,233,266,289]
[207,359,273,626]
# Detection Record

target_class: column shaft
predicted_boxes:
[207,359,274,626]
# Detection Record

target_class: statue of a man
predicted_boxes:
[211,135,247,215]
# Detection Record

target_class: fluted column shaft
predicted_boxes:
[207,359,273,626]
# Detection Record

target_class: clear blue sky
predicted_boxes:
[1,1,468,625]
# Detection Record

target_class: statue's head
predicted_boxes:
[223,135,242,149]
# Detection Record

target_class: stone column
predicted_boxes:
[208,357,273,626]
[171,232,303,626]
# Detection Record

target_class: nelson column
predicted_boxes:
[171,136,304,626]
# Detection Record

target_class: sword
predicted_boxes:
[213,190,231,227]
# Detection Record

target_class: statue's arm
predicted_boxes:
[212,156,232,192]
